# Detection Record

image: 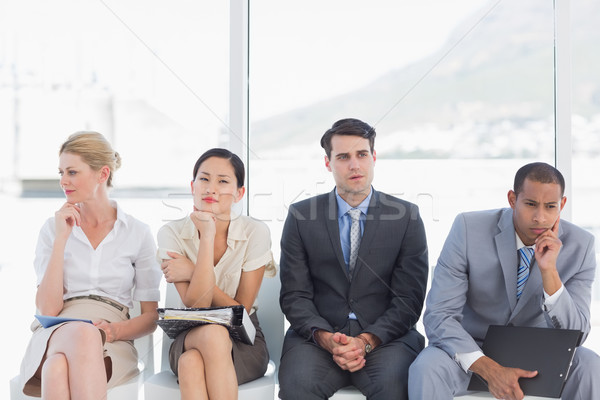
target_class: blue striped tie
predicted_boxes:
[517,247,535,299]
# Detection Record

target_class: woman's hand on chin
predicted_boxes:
[190,210,217,238]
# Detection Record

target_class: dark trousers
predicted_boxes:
[278,320,423,400]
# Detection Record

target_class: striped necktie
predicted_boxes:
[348,208,362,277]
[517,247,535,299]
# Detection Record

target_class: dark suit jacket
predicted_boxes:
[279,188,429,348]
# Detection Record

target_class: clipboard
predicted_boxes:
[468,325,583,398]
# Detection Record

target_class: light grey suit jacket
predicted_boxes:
[424,208,596,358]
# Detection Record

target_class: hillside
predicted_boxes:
[251,0,600,159]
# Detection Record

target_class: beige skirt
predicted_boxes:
[19,297,139,397]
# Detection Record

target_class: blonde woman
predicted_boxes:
[19,132,161,399]
[158,148,276,400]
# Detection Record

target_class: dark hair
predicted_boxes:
[514,162,565,197]
[192,148,245,188]
[320,118,376,159]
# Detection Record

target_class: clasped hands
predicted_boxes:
[314,330,367,372]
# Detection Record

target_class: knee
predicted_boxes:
[278,372,315,400]
[188,325,232,357]
[178,349,204,379]
[408,351,428,381]
[278,358,325,399]
[409,346,448,383]
[65,322,104,348]
[572,347,600,381]
[42,353,68,381]
[49,322,104,356]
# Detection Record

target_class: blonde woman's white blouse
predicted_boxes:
[34,201,162,309]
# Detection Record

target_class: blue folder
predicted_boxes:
[35,315,93,328]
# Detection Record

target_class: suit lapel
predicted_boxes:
[324,190,351,280]
[512,258,542,316]
[495,209,519,312]
[352,190,380,279]
[511,221,565,317]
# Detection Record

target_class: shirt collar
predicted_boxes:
[181,213,248,248]
[335,187,372,219]
[111,200,128,228]
[515,231,535,251]
[72,200,127,241]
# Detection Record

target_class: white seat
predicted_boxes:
[9,300,155,400]
[456,393,555,399]
[144,273,284,399]
[330,385,366,399]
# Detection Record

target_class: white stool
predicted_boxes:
[330,385,366,399]
[456,393,555,399]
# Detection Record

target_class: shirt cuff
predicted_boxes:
[543,284,564,309]
[311,327,320,344]
[455,350,484,373]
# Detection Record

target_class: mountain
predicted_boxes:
[251,0,600,159]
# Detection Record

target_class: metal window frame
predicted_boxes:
[230,0,250,214]
[554,0,572,219]
[231,1,573,218]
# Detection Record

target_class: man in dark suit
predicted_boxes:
[278,118,429,400]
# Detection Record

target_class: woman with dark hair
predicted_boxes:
[157,148,276,399]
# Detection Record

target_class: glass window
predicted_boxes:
[249,0,555,264]
[0,0,230,389]
[571,0,600,302]
[0,0,230,192]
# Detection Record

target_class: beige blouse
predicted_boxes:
[157,214,277,312]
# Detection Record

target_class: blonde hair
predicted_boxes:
[59,131,122,187]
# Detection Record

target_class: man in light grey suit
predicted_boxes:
[278,118,429,400]
[409,162,600,400]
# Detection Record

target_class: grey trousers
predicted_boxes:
[408,345,600,400]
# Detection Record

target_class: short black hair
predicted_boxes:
[192,148,245,188]
[513,162,565,197]
[320,118,376,159]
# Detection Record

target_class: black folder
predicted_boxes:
[156,305,256,345]
[468,325,583,398]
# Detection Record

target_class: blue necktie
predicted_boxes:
[517,247,534,299]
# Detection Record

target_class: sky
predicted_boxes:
[250,0,487,119]
[0,0,488,184]
[0,0,487,120]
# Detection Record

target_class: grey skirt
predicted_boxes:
[19,297,138,397]
[169,311,269,385]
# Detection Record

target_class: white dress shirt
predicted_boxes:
[34,201,161,309]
